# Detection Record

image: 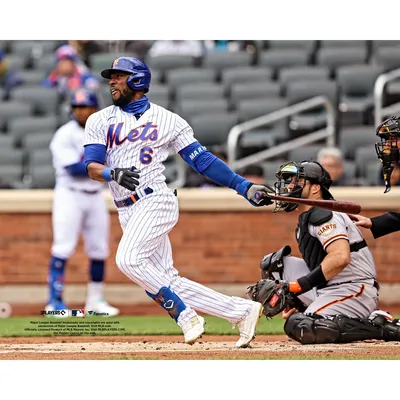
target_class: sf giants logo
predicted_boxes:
[106,122,159,149]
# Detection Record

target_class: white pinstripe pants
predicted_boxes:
[115,189,253,324]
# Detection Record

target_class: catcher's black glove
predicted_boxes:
[111,167,140,191]
[247,279,301,319]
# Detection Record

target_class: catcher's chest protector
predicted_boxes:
[296,208,330,274]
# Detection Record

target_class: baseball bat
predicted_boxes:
[267,194,361,214]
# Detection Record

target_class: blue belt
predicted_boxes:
[114,187,153,208]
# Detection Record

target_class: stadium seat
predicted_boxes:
[89,52,126,72]
[98,84,113,108]
[258,49,310,76]
[237,98,289,147]
[278,66,331,88]
[221,66,273,91]
[371,40,400,51]
[0,148,24,166]
[18,70,48,85]
[316,47,367,72]
[0,164,24,183]
[174,98,229,121]
[146,84,170,107]
[237,97,287,123]
[371,46,400,72]
[9,116,58,147]
[240,125,288,149]
[22,132,54,151]
[339,126,377,160]
[189,112,238,147]
[5,54,28,70]
[286,80,338,132]
[31,53,55,74]
[288,145,323,162]
[29,164,55,189]
[343,160,357,183]
[28,148,53,168]
[10,86,59,115]
[175,83,224,101]
[355,146,378,177]
[0,134,13,148]
[336,65,384,125]
[9,41,37,62]
[146,54,195,71]
[165,68,217,90]
[0,102,33,132]
[203,51,253,72]
[364,162,382,186]
[267,40,317,54]
[230,82,282,105]
[319,40,368,48]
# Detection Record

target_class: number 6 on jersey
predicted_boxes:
[139,147,153,165]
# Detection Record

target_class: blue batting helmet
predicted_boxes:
[70,89,99,108]
[101,56,151,93]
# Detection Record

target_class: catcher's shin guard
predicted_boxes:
[284,313,391,344]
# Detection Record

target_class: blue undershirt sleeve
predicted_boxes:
[84,144,107,169]
[65,162,88,177]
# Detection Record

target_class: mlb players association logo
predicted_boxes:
[71,309,85,317]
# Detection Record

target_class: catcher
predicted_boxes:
[247,160,400,344]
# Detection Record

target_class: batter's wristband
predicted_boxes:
[296,265,327,294]
[101,167,112,182]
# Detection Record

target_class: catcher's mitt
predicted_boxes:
[247,279,299,319]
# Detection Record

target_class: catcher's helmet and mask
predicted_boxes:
[375,116,400,193]
[101,57,151,93]
[272,160,334,213]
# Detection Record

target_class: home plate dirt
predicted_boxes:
[0,335,400,359]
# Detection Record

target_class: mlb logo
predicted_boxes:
[71,309,85,317]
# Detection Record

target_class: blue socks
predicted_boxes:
[90,259,105,282]
[48,256,66,303]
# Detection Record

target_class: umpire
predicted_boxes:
[248,160,400,344]
[351,116,400,237]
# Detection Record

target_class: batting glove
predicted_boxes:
[245,183,274,207]
[111,167,140,191]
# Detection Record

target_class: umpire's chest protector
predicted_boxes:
[296,207,332,272]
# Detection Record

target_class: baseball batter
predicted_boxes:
[83,57,273,347]
[248,160,400,343]
[46,89,119,317]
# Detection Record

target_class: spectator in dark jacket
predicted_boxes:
[0,49,23,95]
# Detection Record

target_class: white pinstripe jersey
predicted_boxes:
[51,120,104,192]
[308,211,377,285]
[84,103,197,201]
